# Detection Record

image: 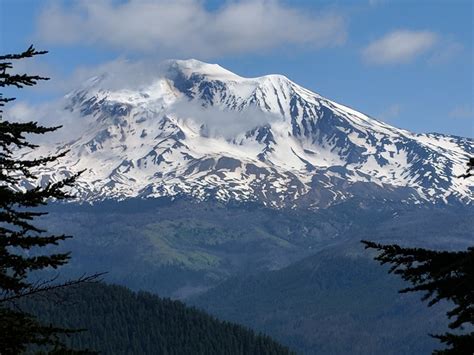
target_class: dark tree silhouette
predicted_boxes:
[362,159,474,354]
[0,46,99,354]
[361,241,473,354]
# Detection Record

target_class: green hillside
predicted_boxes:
[19,282,293,355]
[40,199,473,298]
[191,245,449,354]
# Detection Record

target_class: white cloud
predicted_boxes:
[170,98,281,139]
[2,58,168,142]
[4,100,95,144]
[36,0,346,57]
[449,105,473,120]
[4,58,283,142]
[5,56,172,96]
[67,58,168,92]
[362,30,438,65]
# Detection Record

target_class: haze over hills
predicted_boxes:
[26,59,472,208]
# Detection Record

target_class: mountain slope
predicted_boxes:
[30,59,473,208]
[40,199,473,299]
[20,282,294,355]
[190,244,449,355]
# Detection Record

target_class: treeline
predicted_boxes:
[19,282,293,355]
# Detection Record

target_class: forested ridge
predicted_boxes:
[19,282,293,355]
[191,245,448,354]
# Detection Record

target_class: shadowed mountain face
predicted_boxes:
[29,59,472,208]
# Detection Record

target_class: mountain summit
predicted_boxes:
[33,59,473,208]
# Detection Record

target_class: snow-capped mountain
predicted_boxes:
[28,59,473,208]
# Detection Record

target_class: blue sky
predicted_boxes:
[1,0,472,137]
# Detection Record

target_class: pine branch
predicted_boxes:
[362,239,474,352]
[0,45,48,61]
[0,273,105,303]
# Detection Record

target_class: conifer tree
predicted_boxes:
[0,46,98,354]
[362,162,474,354]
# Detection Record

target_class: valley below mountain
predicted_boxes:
[41,198,472,298]
[38,198,472,354]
